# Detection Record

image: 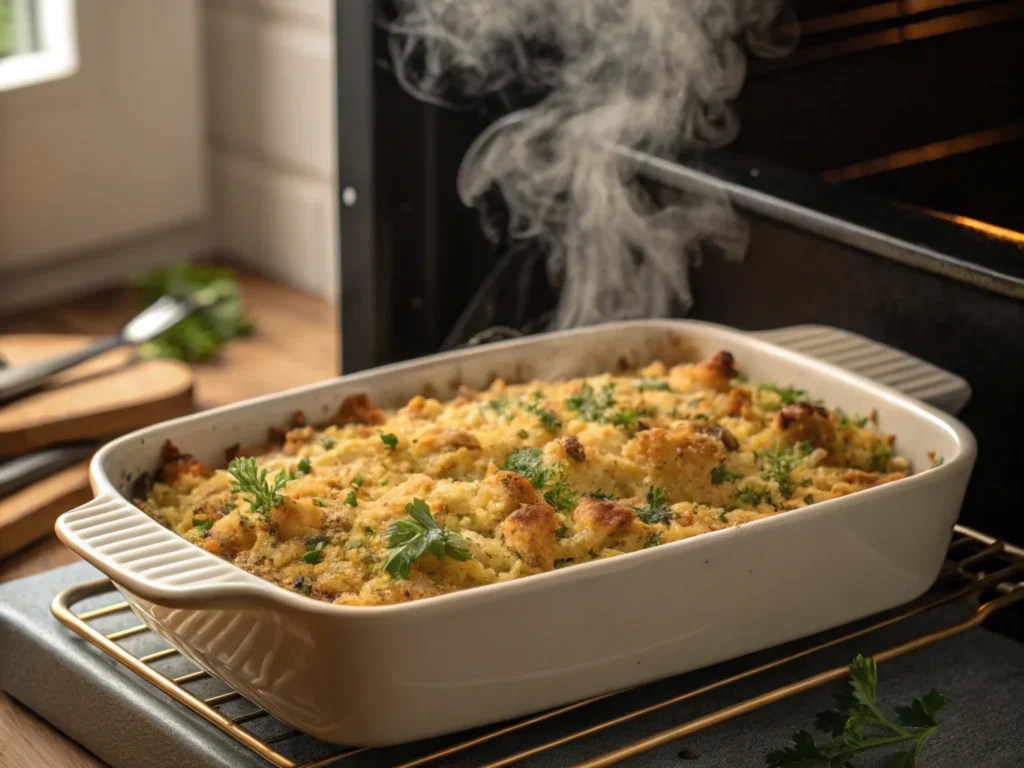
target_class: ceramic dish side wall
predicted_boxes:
[56,320,975,745]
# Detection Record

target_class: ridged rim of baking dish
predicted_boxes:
[55,320,976,617]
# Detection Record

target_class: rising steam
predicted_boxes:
[387,0,794,329]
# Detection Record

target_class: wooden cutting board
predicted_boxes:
[0,460,92,560]
[0,334,195,460]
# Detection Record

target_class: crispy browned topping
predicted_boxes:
[563,436,587,462]
[332,393,387,426]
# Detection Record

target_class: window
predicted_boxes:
[0,0,77,92]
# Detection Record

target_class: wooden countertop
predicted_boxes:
[0,269,337,767]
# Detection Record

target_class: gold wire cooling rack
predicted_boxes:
[51,524,1024,768]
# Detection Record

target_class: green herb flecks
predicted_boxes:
[759,446,801,497]
[517,429,530,439]
[565,382,617,422]
[227,457,287,520]
[711,464,743,485]
[758,383,807,410]
[766,655,946,767]
[344,491,358,507]
[503,448,576,512]
[636,379,671,392]
[835,408,869,430]
[313,498,328,507]
[295,456,311,476]
[525,400,562,432]
[321,437,337,450]
[351,474,364,489]
[869,444,892,473]
[380,433,398,450]
[633,486,673,525]
[643,532,663,548]
[384,498,472,580]
[192,519,214,536]
[132,262,255,362]
[735,485,773,507]
[301,538,329,564]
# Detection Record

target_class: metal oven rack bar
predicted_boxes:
[51,525,1024,768]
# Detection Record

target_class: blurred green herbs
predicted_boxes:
[133,263,255,362]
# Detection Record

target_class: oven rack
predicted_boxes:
[51,524,1024,768]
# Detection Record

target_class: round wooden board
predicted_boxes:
[0,334,194,459]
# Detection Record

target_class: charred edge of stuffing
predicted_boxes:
[778,403,829,430]
[291,410,307,427]
[564,436,586,462]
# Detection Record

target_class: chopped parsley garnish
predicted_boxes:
[565,382,617,422]
[380,433,398,449]
[718,511,729,523]
[610,406,657,430]
[766,655,946,767]
[633,486,673,525]
[759,445,800,497]
[643,532,663,548]
[351,474,364,489]
[517,429,529,439]
[758,382,806,409]
[835,409,869,429]
[735,485,772,507]
[485,398,508,417]
[583,490,614,500]
[384,498,471,580]
[313,498,328,507]
[321,437,336,450]
[301,539,328,564]
[344,491,358,506]
[192,519,214,535]
[296,456,311,475]
[710,464,743,485]
[803,494,815,504]
[869,444,892,473]
[525,400,562,431]
[227,457,287,520]
[503,448,576,512]
[636,379,671,392]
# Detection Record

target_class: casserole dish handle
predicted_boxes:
[55,494,267,608]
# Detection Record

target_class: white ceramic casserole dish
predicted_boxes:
[55,320,976,746]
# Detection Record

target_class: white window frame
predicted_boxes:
[0,0,78,93]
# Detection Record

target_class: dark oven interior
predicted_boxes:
[335,0,1024,542]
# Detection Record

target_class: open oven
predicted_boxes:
[334,0,1024,542]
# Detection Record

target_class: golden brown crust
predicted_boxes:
[692,350,737,392]
[624,426,728,505]
[726,386,753,417]
[573,497,636,533]
[332,393,387,426]
[283,426,316,456]
[774,403,837,451]
[158,441,213,485]
[500,503,559,569]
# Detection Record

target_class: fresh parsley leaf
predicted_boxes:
[711,464,743,485]
[565,382,617,422]
[643,532,662,548]
[767,655,947,768]
[803,494,815,505]
[503,448,553,489]
[758,382,806,410]
[633,486,673,525]
[384,498,471,580]
[313,498,328,507]
[132,262,255,363]
[518,429,530,439]
[543,480,576,512]
[636,379,671,392]
[344,491,358,506]
[296,456,311,475]
[380,433,398,449]
[321,437,337,450]
[611,406,655,429]
[227,457,287,520]
[192,519,214,534]
[583,490,613,500]
[351,474,364,489]
[485,398,508,417]
[301,538,328,564]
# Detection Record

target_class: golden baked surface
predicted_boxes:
[136,351,913,606]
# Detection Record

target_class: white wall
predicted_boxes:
[204,0,338,300]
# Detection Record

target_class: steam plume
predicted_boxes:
[387,0,794,328]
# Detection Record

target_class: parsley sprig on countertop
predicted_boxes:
[385,499,471,580]
[133,262,255,362]
[766,655,946,767]
[227,457,287,520]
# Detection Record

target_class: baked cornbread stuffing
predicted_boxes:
[135,350,913,606]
